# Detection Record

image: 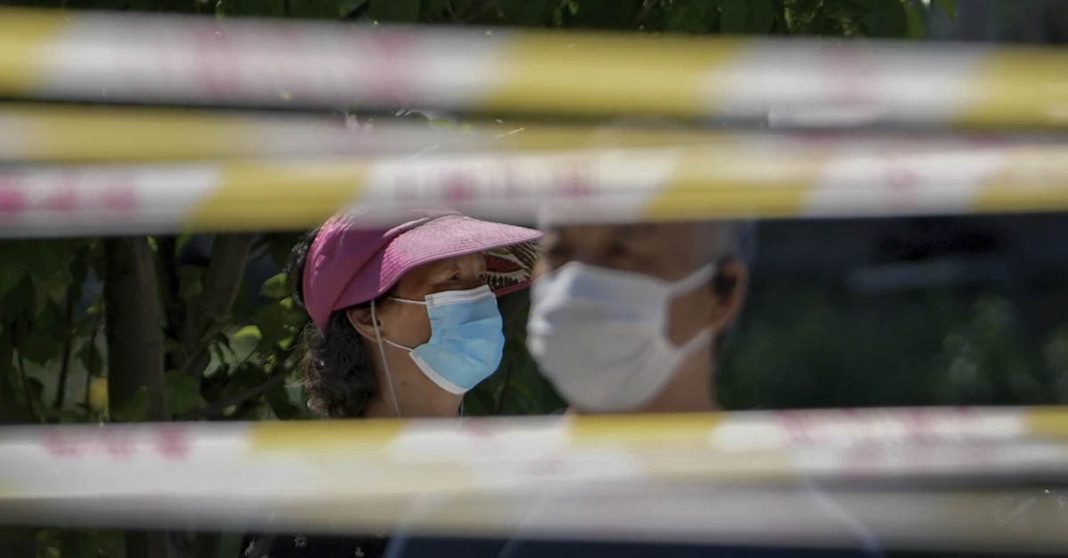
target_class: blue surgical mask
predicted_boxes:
[373,284,504,396]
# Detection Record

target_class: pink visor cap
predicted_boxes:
[303,210,542,332]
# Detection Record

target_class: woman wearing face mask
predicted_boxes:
[240,210,540,558]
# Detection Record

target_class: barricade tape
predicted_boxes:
[1,408,1068,549]
[0,8,1065,128]
[0,104,731,162]
[2,136,1067,236]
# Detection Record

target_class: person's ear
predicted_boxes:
[345,306,378,339]
[708,257,748,331]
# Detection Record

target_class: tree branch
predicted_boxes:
[180,234,255,379]
[53,284,78,410]
[181,373,286,420]
[156,236,185,370]
[105,238,171,558]
[15,346,37,423]
[83,312,101,416]
[104,237,168,421]
[772,0,788,35]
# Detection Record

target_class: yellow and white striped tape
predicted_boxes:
[0,8,1065,128]
[2,135,1067,235]
[1,408,1067,548]
[0,104,734,162]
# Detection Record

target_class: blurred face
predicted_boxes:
[347,253,488,417]
[537,223,738,346]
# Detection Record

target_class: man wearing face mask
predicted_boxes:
[528,221,748,414]
[508,219,883,558]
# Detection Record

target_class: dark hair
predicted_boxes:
[288,229,386,418]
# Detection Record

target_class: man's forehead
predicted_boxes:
[546,223,709,278]
[550,222,701,245]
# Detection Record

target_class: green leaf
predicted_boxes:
[933,0,956,21]
[255,302,305,351]
[904,2,926,39]
[369,0,421,22]
[720,0,773,34]
[260,272,289,299]
[861,0,908,38]
[234,325,263,343]
[216,330,235,356]
[227,325,264,365]
[167,374,205,416]
[110,385,149,422]
[255,304,288,349]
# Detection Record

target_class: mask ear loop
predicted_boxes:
[662,262,719,351]
[370,298,403,417]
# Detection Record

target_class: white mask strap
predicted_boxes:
[369,298,402,417]
[664,263,718,353]
[676,326,715,359]
[389,296,426,306]
[668,262,717,296]
[381,337,414,352]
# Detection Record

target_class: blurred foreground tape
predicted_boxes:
[1,408,1068,551]
[0,104,736,163]
[0,8,1065,128]
[2,135,1068,235]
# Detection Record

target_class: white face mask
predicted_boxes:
[527,261,716,412]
